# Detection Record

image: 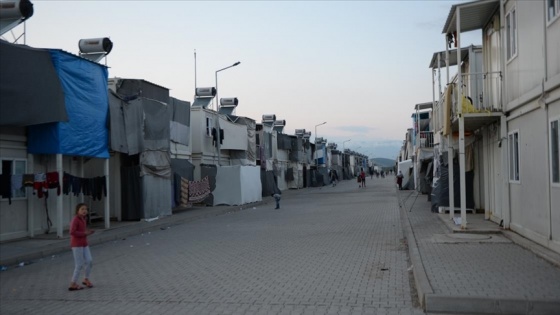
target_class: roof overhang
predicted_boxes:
[415,102,433,111]
[442,0,499,34]
[429,45,482,69]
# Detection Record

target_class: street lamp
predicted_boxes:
[215,61,241,166]
[215,61,241,111]
[342,139,351,179]
[315,122,327,168]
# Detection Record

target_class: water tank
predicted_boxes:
[195,87,216,97]
[220,97,238,106]
[0,0,33,20]
[79,37,113,54]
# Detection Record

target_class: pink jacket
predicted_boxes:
[70,216,88,247]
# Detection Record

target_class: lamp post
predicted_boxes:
[215,61,241,111]
[215,61,240,166]
[342,139,351,179]
[315,122,326,168]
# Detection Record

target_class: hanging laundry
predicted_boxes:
[22,174,34,187]
[180,176,190,207]
[33,173,47,198]
[188,176,210,204]
[211,128,218,147]
[46,171,61,195]
[71,175,82,196]
[11,174,23,192]
[93,176,107,201]
[0,173,12,204]
[63,172,71,195]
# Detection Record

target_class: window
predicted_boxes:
[506,8,517,61]
[547,0,560,23]
[206,117,213,136]
[1,159,27,199]
[508,131,520,182]
[551,119,560,184]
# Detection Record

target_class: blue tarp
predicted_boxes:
[28,50,109,158]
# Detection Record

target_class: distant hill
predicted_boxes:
[371,157,396,168]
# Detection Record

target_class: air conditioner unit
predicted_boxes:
[262,114,276,122]
[196,87,216,97]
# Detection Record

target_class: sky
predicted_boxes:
[4,0,480,159]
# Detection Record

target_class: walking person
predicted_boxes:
[330,169,338,187]
[396,170,404,190]
[272,191,282,209]
[360,169,366,188]
[68,203,95,291]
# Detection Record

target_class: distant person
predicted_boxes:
[396,171,404,190]
[272,191,282,209]
[330,169,338,187]
[69,203,95,291]
[360,168,366,188]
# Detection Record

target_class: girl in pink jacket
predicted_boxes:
[68,203,95,291]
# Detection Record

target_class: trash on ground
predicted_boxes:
[145,216,159,222]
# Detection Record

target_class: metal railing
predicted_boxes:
[418,131,434,148]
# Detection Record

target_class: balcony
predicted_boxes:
[418,131,434,148]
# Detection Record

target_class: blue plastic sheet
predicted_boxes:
[28,50,109,158]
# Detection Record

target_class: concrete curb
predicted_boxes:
[397,189,433,309]
[425,294,560,315]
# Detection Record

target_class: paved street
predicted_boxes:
[0,177,423,315]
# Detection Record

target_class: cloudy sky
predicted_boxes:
[7,0,480,159]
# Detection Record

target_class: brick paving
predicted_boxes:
[0,177,423,315]
[402,189,560,313]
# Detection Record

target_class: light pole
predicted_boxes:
[342,139,351,179]
[215,61,240,111]
[215,61,240,166]
[315,122,326,168]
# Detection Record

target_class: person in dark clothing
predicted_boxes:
[272,192,282,209]
[396,171,404,190]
